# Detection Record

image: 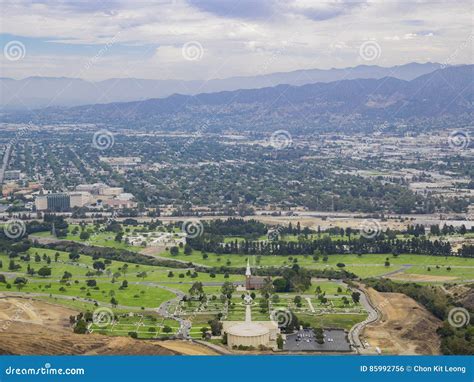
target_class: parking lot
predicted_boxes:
[283,328,351,352]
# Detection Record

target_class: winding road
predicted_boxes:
[347,285,380,353]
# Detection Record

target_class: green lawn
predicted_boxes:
[404,265,474,280]
[161,250,474,279]
[89,314,180,338]
[296,313,367,330]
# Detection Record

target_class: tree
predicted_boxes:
[0,274,6,283]
[260,277,274,298]
[351,291,361,304]
[121,280,128,289]
[14,277,27,291]
[37,267,51,277]
[115,232,123,242]
[208,319,223,336]
[73,319,88,334]
[110,297,118,307]
[162,325,172,333]
[221,281,236,300]
[313,327,324,344]
[189,282,205,299]
[8,260,20,271]
[273,278,289,293]
[69,252,80,261]
[93,261,105,271]
[79,231,90,240]
[200,326,210,339]
[170,246,179,256]
[184,244,193,255]
[277,334,283,349]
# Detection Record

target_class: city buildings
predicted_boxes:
[34,183,136,211]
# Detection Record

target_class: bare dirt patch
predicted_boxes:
[388,273,457,282]
[158,340,220,355]
[362,289,442,355]
[140,246,167,256]
[0,296,176,355]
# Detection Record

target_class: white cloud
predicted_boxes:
[0,0,472,80]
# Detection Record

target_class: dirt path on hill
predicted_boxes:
[158,340,221,355]
[360,287,442,355]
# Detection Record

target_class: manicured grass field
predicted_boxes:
[296,313,367,330]
[404,265,474,280]
[0,277,176,308]
[89,314,179,338]
[161,249,474,279]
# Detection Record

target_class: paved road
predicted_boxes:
[347,285,380,353]
[154,285,191,338]
[378,264,413,278]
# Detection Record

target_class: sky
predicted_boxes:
[0,0,473,81]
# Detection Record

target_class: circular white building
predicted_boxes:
[226,322,270,348]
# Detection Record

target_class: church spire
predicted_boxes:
[245,257,251,277]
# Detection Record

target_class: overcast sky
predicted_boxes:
[0,0,472,81]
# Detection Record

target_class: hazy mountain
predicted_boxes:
[5,65,472,133]
[0,62,443,110]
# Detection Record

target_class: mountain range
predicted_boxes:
[0,62,443,110]
[3,64,473,133]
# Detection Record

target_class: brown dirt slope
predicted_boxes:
[363,288,442,355]
[158,340,220,355]
[0,297,176,355]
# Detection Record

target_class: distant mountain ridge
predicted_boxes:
[4,65,473,134]
[0,62,443,110]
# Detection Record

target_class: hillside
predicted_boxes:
[4,65,473,133]
[0,62,442,110]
